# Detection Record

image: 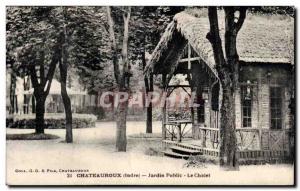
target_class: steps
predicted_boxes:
[162,145,203,160]
[170,146,202,155]
[162,151,190,160]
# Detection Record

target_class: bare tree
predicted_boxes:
[206,7,247,170]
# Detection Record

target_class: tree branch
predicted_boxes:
[234,7,247,33]
[106,6,121,84]
[206,7,226,68]
[224,7,237,62]
[119,7,131,89]
[40,51,45,85]
[106,6,117,51]
[29,65,39,88]
[44,48,59,95]
[121,7,131,66]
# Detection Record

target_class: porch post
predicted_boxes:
[177,124,182,142]
[187,45,195,133]
[202,129,207,147]
[257,76,262,150]
[162,74,167,140]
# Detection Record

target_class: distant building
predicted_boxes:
[8,76,87,115]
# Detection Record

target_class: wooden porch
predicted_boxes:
[162,126,293,163]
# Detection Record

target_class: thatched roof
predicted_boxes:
[145,11,294,76]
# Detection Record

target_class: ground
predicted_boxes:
[6,121,294,185]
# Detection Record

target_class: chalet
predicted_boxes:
[145,11,295,163]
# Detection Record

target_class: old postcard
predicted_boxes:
[6,6,295,186]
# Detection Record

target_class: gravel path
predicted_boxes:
[6,121,294,185]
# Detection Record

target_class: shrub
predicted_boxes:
[183,155,218,168]
[6,115,14,128]
[7,133,60,140]
[77,106,106,120]
[7,113,97,129]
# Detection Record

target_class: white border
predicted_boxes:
[0,1,298,190]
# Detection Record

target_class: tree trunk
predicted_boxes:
[145,74,153,133]
[107,6,131,152]
[60,8,73,143]
[219,86,238,170]
[23,77,26,114]
[207,7,246,170]
[146,102,152,133]
[106,6,132,151]
[161,74,167,140]
[35,95,46,134]
[27,36,59,134]
[116,92,128,151]
[60,62,73,143]
[61,88,72,143]
[9,72,16,114]
[15,95,18,114]
[10,94,15,114]
[32,96,36,113]
[142,35,153,134]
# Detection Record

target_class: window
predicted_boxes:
[241,85,252,128]
[270,87,282,129]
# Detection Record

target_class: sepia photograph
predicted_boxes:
[5,5,295,186]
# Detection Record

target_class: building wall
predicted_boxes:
[238,64,293,130]
[236,64,293,151]
[193,63,294,152]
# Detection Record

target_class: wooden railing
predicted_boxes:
[194,124,220,149]
[193,124,292,152]
[164,120,193,142]
[163,128,293,161]
[261,129,291,151]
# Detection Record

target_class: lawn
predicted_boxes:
[6,121,294,185]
